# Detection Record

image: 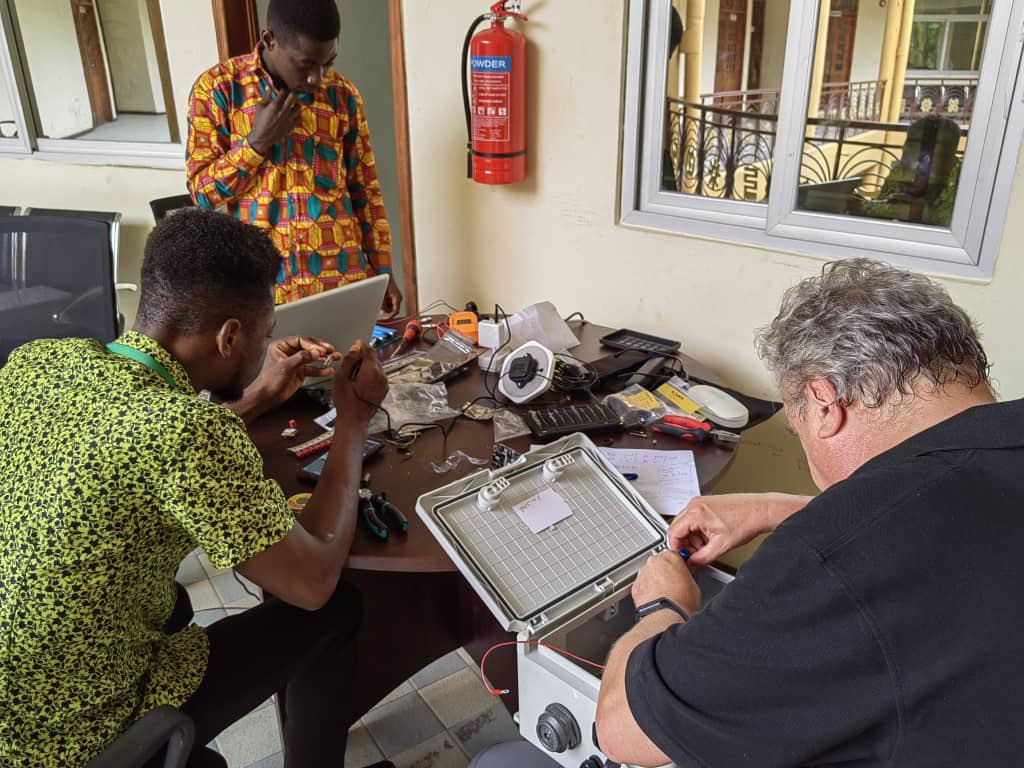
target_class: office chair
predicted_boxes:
[149,194,195,222]
[85,706,197,768]
[0,216,119,364]
[22,207,136,332]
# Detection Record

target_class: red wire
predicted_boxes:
[480,640,606,696]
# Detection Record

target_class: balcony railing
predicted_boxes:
[902,77,976,124]
[666,98,967,202]
[697,76,977,125]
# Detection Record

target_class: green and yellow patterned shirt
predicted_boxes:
[0,331,295,767]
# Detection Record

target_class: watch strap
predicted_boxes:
[634,597,690,623]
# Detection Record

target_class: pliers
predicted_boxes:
[652,415,740,446]
[358,472,409,540]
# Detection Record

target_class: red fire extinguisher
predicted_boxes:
[462,1,528,185]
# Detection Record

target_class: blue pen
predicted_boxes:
[678,548,691,561]
[622,472,639,481]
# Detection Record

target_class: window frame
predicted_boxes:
[619,0,1024,280]
[907,13,990,77]
[0,0,185,169]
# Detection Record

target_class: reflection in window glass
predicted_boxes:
[909,22,943,70]
[948,21,985,71]
[0,73,18,140]
[12,0,176,143]
[660,0,790,202]
[796,1,986,227]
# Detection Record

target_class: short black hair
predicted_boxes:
[267,0,341,44]
[137,209,279,333]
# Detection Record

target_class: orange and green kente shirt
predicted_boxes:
[186,47,392,305]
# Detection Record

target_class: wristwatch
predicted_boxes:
[634,597,690,624]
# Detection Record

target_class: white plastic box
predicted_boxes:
[417,434,733,767]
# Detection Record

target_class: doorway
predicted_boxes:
[714,0,748,95]
[70,0,114,128]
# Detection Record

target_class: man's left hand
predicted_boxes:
[632,550,701,615]
[380,275,403,320]
[250,336,340,411]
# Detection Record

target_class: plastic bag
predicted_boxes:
[366,381,459,435]
[493,409,531,442]
[390,328,480,384]
[429,450,491,474]
[604,384,671,427]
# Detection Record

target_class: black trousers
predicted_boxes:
[148,580,362,768]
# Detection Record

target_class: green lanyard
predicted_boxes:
[106,342,178,391]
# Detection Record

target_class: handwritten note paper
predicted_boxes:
[515,488,574,534]
[598,447,701,517]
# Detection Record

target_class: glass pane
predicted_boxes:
[916,0,985,14]
[795,1,981,228]
[12,0,175,143]
[947,21,986,71]
[909,22,944,70]
[0,72,19,140]
[660,0,788,202]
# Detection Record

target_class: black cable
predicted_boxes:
[232,571,260,601]
[462,14,491,179]
[564,312,586,323]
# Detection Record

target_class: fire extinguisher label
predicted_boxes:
[471,56,512,143]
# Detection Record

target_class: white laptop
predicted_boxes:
[273,274,389,365]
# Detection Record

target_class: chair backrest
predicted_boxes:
[23,207,123,279]
[149,195,195,222]
[0,216,118,365]
[893,114,963,202]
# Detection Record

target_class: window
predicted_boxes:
[0,0,185,165]
[621,0,1024,278]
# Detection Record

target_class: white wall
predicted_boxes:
[159,0,217,142]
[850,1,888,84]
[400,0,1024,566]
[14,0,92,138]
[700,0,721,96]
[759,0,790,91]
[96,0,164,113]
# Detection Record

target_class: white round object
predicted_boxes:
[686,384,749,428]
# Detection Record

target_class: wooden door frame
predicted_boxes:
[386,0,418,316]
[213,0,419,315]
[71,0,114,127]
[714,0,748,95]
[212,0,259,61]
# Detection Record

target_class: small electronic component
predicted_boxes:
[492,443,522,468]
[288,429,334,458]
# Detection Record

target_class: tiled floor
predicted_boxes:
[177,550,523,767]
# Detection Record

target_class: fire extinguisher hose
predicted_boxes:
[462,14,490,179]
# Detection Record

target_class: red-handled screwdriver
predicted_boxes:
[393,320,423,356]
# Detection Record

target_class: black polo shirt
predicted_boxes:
[626,398,1024,767]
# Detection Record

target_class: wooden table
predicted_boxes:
[248,320,737,717]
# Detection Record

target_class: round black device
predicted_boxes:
[536,703,581,753]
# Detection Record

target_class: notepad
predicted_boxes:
[598,447,701,517]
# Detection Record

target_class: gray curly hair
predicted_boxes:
[756,259,989,412]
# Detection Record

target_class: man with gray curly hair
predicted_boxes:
[587,259,1022,768]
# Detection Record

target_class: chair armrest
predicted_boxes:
[84,706,194,768]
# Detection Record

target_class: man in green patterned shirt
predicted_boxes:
[0,210,391,767]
